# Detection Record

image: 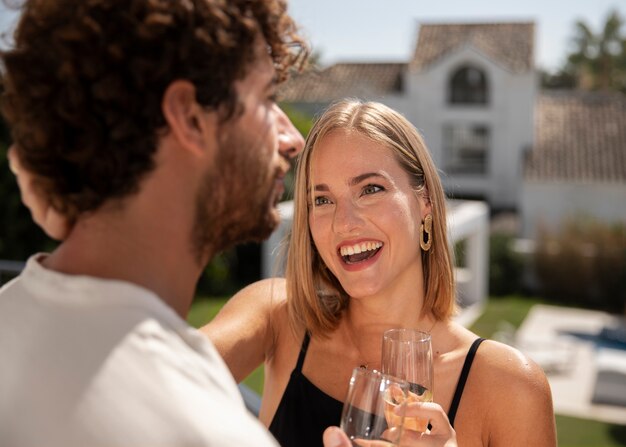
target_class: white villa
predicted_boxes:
[274,22,626,418]
[279,22,626,240]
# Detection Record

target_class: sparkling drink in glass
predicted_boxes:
[381,329,434,433]
[340,367,409,446]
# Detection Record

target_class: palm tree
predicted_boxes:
[567,20,595,89]
[597,11,623,89]
[565,9,625,92]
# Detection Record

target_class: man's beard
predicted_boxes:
[190,131,281,266]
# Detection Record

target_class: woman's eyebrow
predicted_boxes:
[311,172,387,192]
[349,172,386,186]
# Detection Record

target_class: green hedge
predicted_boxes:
[534,217,626,314]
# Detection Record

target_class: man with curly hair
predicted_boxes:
[0,0,325,446]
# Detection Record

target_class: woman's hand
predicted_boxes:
[8,146,72,240]
[322,401,457,447]
[398,401,457,447]
[323,426,351,447]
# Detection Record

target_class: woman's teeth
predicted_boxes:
[339,241,383,257]
[339,242,383,264]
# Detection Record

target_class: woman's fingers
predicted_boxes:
[399,401,458,447]
[322,426,352,447]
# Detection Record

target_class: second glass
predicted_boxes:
[340,367,409,446]
[381,328,434,432]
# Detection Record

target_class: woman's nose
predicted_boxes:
[332,200,363,235]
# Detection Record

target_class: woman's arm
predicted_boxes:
[200,278,288,382]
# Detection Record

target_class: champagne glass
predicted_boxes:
[381,329,434,433]
[340,367,409,446]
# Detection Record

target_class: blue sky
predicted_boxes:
[1,1,625,72]
[288,0,626,72]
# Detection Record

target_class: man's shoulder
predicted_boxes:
[96,324,279,446]
[0,308,278,447]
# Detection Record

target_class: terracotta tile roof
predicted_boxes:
[410,22,534,73]
[279,62,406,102]
[525,91,626,183]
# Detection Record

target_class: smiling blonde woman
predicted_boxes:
[204,99,556,447]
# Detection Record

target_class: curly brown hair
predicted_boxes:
[1,0,307,219]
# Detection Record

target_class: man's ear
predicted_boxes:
[161,80,216,156]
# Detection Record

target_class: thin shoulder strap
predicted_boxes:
[294,332,311,373]
[447,337,485,428]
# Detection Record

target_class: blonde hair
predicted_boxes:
[286,99,456,337]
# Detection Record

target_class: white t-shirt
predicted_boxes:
[0,255,278,447]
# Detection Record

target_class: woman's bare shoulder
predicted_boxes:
[211,277,286,321]
[447,325,552,413]
[205,277,290,338]
[234,277,292,336]
[459,338,551,408]
[475,339,548,385]
[232,277,288,306]
[463,338,556,445]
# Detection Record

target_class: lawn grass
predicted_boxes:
[190,295,626,445]
[556,414,626,446]
[468,295,545,338]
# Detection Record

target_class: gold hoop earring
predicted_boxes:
[419,214,433,252]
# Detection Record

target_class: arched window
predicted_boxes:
[448,66,488,105]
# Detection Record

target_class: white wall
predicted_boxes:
[520,181,626,238]
[406,46,536,210]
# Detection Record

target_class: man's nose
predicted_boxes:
[276,105,305,159]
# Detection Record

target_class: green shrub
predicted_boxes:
[196,251,239,297]
[489,233,524,296]
[534,217,626,313]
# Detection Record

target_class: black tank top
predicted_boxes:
[268,333,485,446]
[268,333,343,447]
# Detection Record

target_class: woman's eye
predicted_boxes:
[314,196,331,206]
[362,184,383,195]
